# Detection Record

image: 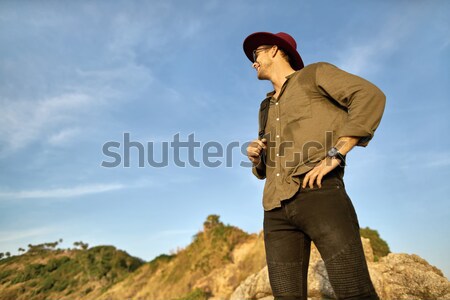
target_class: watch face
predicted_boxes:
[328,147,338,157]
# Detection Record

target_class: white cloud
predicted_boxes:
[423,155,450,168]
[397,152,450,170]
[0,227,55,243]
[0,2,208,159]
[47,127,82,146]
[0,93,95,155]
[337,7,423,75]
[0,183,125,200]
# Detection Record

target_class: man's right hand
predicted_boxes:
[247,138,267,165]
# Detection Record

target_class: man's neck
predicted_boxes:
[269,64,296,97]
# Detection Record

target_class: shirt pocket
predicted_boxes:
[283,94,312,124]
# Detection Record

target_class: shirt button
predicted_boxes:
[276,118,279,121]
[276,135,280,138]
[276,173,280,176]
[276,153,279,157]
[275,102,279,106]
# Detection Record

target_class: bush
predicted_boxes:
[0,243,145,300]
[360,227,390,261]
[173,288,210,300]
[39,276,56,292]
[0,269,13,283]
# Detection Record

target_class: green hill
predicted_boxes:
[0,244,143,300]
[0,215,390,300]
[98,214,265,300]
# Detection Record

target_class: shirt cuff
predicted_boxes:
[338,124,375,147]
[252,161,266,179]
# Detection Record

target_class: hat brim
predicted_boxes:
[243,32,304,70]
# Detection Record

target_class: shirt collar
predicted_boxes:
[265,71,298,97]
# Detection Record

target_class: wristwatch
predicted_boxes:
[327,147,346,166]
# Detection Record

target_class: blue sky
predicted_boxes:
[1,0,449,278]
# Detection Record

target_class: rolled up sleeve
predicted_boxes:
[252,160,266,179]
[316,63,386,146]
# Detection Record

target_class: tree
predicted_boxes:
[5,252,11,258]
[74,241,89,250]
[45,241,58,249]
[203,214,221,230]
[360,227,390,261]
[18,248,25,254]
[0,253,4,259]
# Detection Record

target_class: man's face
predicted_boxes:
[252,45,273,80]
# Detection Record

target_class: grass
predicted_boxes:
[0,245,144,299]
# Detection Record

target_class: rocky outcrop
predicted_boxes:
[230,238,450,300]
[369,254,450,300]
[3,218,447,300]
[98,220,267,300]
[193,232,267,300]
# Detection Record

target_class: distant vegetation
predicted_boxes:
[0,239,91,259]
[0,240,144,300]
[360,227,391,261]
[173,288,211,300]
[0,216,391,300]
[100,214,256,300]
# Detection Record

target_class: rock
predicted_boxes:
[193,232,266,300]
[307,237,373,298]
[368,253,450,299]
[230,266,272,300]
[230,238,450,300]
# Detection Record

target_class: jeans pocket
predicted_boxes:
[299,177,342,193]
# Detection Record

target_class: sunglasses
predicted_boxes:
[252,46,272,62]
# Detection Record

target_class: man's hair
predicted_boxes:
[278,48,291,65]
[262,45,291,66]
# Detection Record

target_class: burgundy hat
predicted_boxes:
[243,32,304,70]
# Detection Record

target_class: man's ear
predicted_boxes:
[270,45,278,59]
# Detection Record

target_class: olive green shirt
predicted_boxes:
[252,62,386,211]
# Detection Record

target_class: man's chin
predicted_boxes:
[257,72,268,80]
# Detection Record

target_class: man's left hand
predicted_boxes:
[302,157,341,189]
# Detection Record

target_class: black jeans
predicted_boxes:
[263,173,378,300]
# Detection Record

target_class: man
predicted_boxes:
[243,32,385,300]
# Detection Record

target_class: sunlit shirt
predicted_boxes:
[252,62,386,211]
